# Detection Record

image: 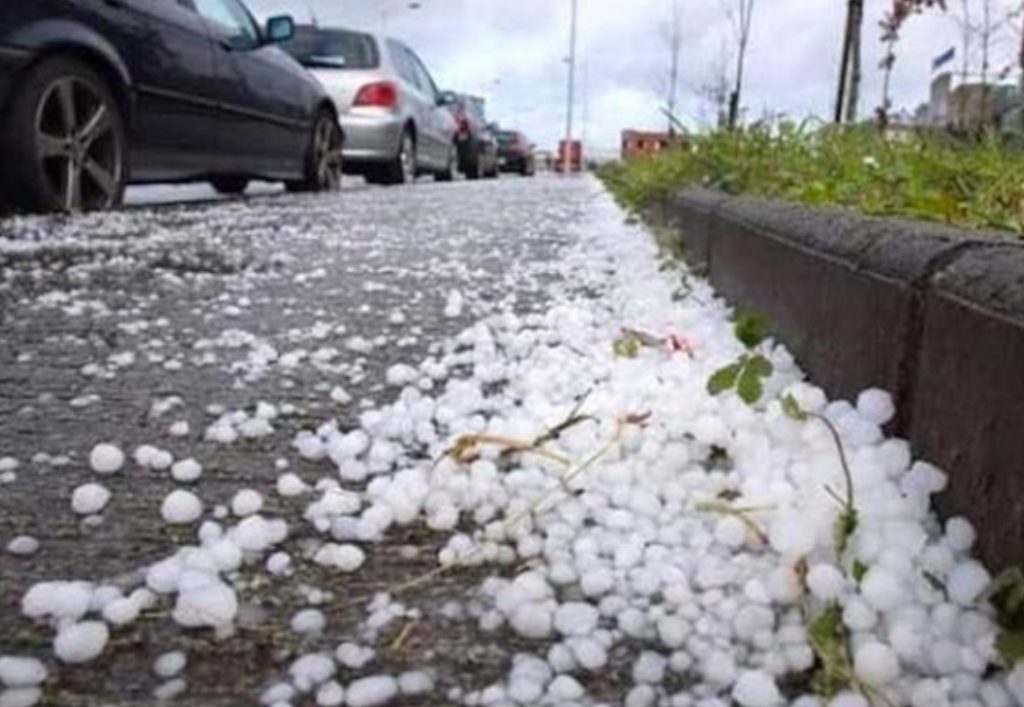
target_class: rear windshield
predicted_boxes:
[497,131,518,144]
[284,28,379,70]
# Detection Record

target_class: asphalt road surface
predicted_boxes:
[0,174,595,705]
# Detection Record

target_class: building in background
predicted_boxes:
[620,130,683,161]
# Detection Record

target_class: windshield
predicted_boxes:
[283,27,379,70]
[497,131,518,145]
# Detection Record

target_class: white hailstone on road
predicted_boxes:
[335,643,374,670]
[656,615,690,649]
[6,536,40,557]
[329,386,352,405]
[161,490,203,524]
[385,364,418,387]
[54,621,109,664]
[266,552,292,576]
[152,678,187,701]
[397,671,433,695]
[89,443,124,474]
[945,516,977,552]
[856,388,896,425]
[1007,662,1024,704]
[853,642,900,686]
[21,581,92,622]
[947,561,991,606]
[511,603,553,639]
[546,675,585,701]
[230,489,263,517]
[172,581,238,629]
[632,651,667,684]
[313,543,365,572]
[71,483,111,515]
[0,687,42,707]
[807,563,846,602]
[153,651,187,679]
[443,290,464,318]
[731,670,783,707]
[276,473,308,497]
[289,653,336,692]
[316,680,345,706]
[580,567,615,597]
[860,566,906,613]
[553,602,599,637]
[345,675,398,707]
[291,608,326,635]
[170,458,203,483]
[568,638,607,671]
[167,420,190,438]
[0,656,47,687]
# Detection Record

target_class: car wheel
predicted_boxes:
[0,56,127,213]
[381,129,416,185]
[436,143,456,182]
[286,110,343,193]
[210,177,249,195]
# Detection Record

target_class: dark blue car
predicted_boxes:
[0,0,344,213]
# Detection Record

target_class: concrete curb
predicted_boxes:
[664,189,1024,569]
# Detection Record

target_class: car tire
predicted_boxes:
[286,110,343,193]
[0,56,127,213]
[210,177,249,195]
[436,143,456,183]
[381,128,416,185]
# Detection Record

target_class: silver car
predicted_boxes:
[284,26,456,185]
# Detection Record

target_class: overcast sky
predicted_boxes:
[247,0,1024,156]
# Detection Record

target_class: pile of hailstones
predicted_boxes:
[4,212,1024,707]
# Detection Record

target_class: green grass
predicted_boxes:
[598,122,1024,235]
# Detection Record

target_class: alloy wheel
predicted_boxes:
[400,133,416,184]
[34,77,123,212]
[312,118,343,191]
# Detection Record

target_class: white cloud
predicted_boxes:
[247,0,1023,156]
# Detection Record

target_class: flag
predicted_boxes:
[933,47,956,72]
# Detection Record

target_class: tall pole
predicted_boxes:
[668,0,681,135]
[563,0,579,174]
[844,0,863,123]
[835,0,855,123]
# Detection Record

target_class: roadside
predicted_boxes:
[1,174,1021,706]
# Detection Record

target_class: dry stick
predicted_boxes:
[334,414,642,612]
[693,501,771,545]
[809,412,854,512]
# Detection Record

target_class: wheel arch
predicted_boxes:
[4,21,134,127]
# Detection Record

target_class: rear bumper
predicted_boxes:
[0,43,32,114]
[339,111,402,163]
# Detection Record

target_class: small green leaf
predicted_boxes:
[808,603,851,698]
[736,366,765,405]
[734,309,769,349]
[747,354,773,377]
[708,362,743,396]
[997,630,1024,666]
[852,559,869,585]
[781,393,808,421]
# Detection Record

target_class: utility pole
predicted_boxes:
[835,0,863,123]
[668,0,681,136]
[563,0,579,175]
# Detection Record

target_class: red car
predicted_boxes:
[496,129,535,176]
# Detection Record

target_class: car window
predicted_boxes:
[284,28,379,70]
[192,0,260,50]
[386,40,420,90]
[406,49,439,101]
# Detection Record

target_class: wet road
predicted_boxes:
[0,175,592,705]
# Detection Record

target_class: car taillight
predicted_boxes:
[353,82,398,108]
[457,116,471,135]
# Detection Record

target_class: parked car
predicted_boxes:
[441,92,497,180]
[284,25,456,185]
[0,0,343,214]
[495,129,536,176]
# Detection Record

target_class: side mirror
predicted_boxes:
[265,15,295,44]
[437,91,456,107]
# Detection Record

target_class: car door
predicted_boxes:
[404,47,451,168]
[187,0,308,177]
[84,0,221,179]
[385,40,430,168]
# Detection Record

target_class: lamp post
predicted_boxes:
[563,0,579,175]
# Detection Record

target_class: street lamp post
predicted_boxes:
[563,0,579,175]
